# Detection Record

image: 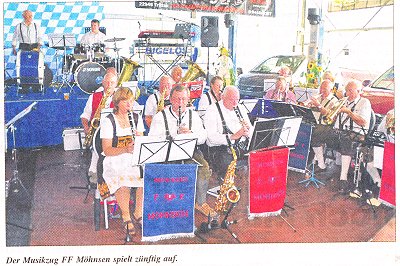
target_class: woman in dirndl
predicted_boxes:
[100,87,144,238]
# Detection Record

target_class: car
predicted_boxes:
[361,66,394,115]
[237,55,306,98]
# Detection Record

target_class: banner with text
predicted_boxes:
[379,142,395,207]
[288,123,312,173]
[249,147,289,217]
[142,163,197,241]
[135,0,275,17]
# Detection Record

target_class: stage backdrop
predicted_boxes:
[3,2,105,79]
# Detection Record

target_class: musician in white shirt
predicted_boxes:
[144,75,173,128]
[12,10,43,55]
[149,85,214,217]
[197,75,224,115]
[313,80,371,193]
[203,86,253,180]
[307,79,339,172]
[80,19,106,46]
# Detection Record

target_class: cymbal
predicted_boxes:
[104,37,126,42]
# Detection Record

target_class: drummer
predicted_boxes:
[12,10,43,55]
[80,19,106,46]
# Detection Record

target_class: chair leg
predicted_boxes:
[103,198,109,230]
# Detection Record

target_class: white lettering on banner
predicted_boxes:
[145,47,186,55]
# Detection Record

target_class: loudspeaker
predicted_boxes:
[201,16,219,47]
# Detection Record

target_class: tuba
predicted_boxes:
[181,61,206,82]
[214,146,241,213]
[323,96,348,125]
[117,57,142,88]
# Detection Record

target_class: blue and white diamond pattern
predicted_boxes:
[3,2,105,79]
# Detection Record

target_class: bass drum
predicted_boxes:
[74,61,106,94]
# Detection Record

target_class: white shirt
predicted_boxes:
[12,22,42,46]
[203,101,253,147]
[334,96,371,135]
[148,106,207,145]
[80,87,115,121]
[144,91,162,117]
[80,31,106,46]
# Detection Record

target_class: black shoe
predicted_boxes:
[338,180,349,194]
[314,165,327,173]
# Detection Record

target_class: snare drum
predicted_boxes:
[74,61,106,94]
[16,50,44,86]
[73,43,90,60]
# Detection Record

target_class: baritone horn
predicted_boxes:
[181,61,206,82]
[323,96,348,125]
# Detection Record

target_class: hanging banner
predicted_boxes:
[379,142,395,207]
[288,123,312,173]
[142,163,197,241]
[135,0,275,17]
[248,147,289,218]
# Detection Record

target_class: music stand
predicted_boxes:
[248,116,302,152]
[5,102,38,198]
[48,33,76,92]
[132,134,198,165]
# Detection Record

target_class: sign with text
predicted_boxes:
[248,147,289,217]
[142,163,197,241]
[379,142,395,207]
[288,123,312,173]
[135,0,275,17]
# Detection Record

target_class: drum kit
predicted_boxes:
[50,35,126,94]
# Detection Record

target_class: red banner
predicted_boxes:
[379,142,395,207]
[249,147,289,216]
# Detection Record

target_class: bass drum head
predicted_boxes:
[74,62,106,94]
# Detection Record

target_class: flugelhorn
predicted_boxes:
[157,89,166,113]
[323,96,348,125]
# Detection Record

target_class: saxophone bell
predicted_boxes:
[226,186,240,203]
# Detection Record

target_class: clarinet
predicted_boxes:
[177,105,182,134]
[233,106,249,157]
[128,111,136,165]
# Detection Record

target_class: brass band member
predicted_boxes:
[100,87,145,237]
[81,73,118,184]
[203,85,253,181]
[307,79,339,172]
[148,85,215,217]
[171,65,183,84]
[263,76,297,104]
[12,10,43,55]
[313,80,372,193]
[144,75,173,128]
[197,75,224,113]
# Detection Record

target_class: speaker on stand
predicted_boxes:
[201,16,219,84]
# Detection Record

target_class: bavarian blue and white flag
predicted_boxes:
[142,163,197,241]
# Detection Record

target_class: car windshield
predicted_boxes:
[371,66,394,91]
[251,55,305,74]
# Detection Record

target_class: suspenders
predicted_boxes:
[20,22,37,43]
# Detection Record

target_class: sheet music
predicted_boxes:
[169,133,197,161]
[132,135,169,165]
[48,33,76,48]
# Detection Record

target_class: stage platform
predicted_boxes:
[4,84,150,149]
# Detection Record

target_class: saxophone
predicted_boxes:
[214,146,241,213]
[157,89,166,113]
[84,91,111,148]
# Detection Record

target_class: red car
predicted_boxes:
[361,66,394,115]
